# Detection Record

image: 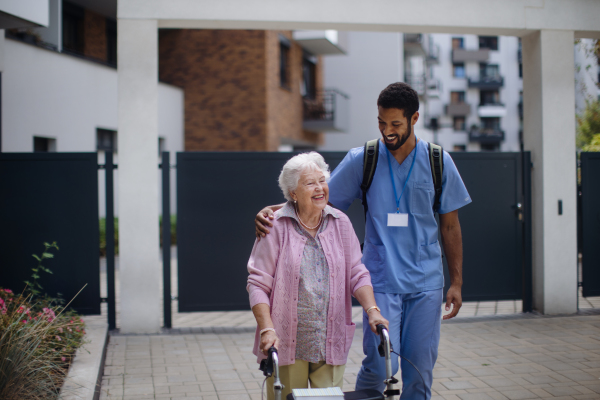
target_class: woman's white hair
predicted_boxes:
[278,152,331,202]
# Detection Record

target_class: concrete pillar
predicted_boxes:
[522,30,577,314]
[117,19,161,333]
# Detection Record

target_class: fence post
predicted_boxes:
[105,151,116,330]
[522,151,533,313]
[162,151,172,328]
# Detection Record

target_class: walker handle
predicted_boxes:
[376,324,393,357]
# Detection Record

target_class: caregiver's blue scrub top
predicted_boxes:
[328,139,472,294]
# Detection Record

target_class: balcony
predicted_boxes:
[303,89,349,132]
[445,102,471,116]
[293,30,347,55]
[404,74,426,96]
[404,33,426,57]
[426,78,441,98]
[468,75,504,89]
[427,44,440,64]
[469,128,505,143]
[478,103,507,117]
[452,48,490,63]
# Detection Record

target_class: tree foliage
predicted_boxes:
[577,100,600,151]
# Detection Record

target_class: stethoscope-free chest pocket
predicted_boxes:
[411,182,434,215]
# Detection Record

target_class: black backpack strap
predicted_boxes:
[428,142,444,213]
[361,139,379,220]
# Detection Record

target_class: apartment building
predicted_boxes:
[320,32,436,151]
[424,34,523,152]
[158,29,348,152]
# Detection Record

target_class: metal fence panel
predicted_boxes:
[0,153,100,314]
[177,151,529,312]
[581,152,600,297]
[444,152,525,301]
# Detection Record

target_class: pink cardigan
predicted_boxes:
[247,207,372,366]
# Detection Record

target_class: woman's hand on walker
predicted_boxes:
[260,330,280,355]
[368,310,389,334]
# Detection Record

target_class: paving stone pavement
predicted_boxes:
[100,313,600,400]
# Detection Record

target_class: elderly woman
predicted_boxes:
[247,152,388,400]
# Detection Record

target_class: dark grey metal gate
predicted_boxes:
[580,152,600,297]
[444,152,531,304]
[177,151,531,312]
[0,153,100,314]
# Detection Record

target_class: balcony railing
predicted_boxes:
[427,44,440,64]
[303,89,349,132]
[478,103,507,117]
[404,74,426,96]
[452,48,490,63]
[445,102,471,116]
[426,78,441,98]
[468,75,504,89]
[403,33,427,57]
[469,128,505,143]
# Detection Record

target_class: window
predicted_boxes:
[453,117,466,131]
[481,117,501,130]
[62,2,85,55]
[453,144,466,152]
[106,18,117,67]
[450,91,465,103]
[97,128,117,152]
[33,136,56,152]
[279,35,291,88]
[480,90,500,105]
[301,55,317,99]
[480,63,499,79]
[478,36,498,51]
[453,63,465,78]
[451,37,464,49]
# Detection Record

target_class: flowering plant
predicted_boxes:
[0,243,87,400]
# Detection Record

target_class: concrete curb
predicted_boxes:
[60,316,108,400]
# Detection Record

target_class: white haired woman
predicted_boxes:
[247,152,388,400]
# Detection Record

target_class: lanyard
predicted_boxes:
[386,141,417,213]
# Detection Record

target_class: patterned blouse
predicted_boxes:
[279,201,339,363]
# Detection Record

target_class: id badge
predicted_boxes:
[387,213,408,227]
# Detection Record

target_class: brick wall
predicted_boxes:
[83,10,107,62]
[159,29,323,151]
[159,29,268,151]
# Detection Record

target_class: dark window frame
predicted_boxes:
[478,36,499,51]
[106,18,117,67]
[62,1,85,56]
[453,63,465,78]
[279,35,291,89]
[451,37,464,49]
[33,136,56,153]
[97,128,117,152]
[301,54,317,99]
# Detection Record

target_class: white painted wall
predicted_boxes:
[1,38,184,217]
[319,31,403,151]
[0,0,49,27]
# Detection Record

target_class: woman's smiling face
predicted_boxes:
[291,167,329,212]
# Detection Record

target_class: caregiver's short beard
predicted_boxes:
[384,122,411,151]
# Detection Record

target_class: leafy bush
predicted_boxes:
[0,243,86,400]
[99,215,176,256]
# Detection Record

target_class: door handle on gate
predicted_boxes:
[513,203,523,221]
